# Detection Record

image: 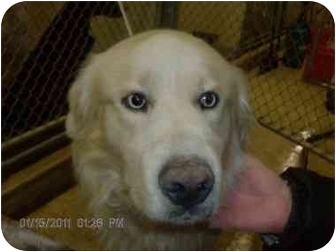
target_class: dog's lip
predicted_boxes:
[168,205,213,222]
[169,208,187,218]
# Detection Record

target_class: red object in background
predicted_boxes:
[304,28,334,83]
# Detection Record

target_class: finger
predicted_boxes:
[209,208,233,229]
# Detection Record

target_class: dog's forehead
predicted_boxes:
[131,32,225,73]
[102,31,226,72]
[98,31,234,94]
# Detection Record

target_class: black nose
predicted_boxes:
[158,156,214,209]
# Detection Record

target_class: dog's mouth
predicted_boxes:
[166,205,214,225]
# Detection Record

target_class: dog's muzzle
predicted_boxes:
[158,156,214,209]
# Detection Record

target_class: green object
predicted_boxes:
[283,19,311,68]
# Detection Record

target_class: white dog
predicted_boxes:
[66,30,251,250]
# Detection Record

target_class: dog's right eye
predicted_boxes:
[122,92,148,111]
[198,91,219,109]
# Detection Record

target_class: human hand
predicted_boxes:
[210,154,292,234]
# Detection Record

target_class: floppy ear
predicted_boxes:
[66,56,100,140]
[230,67,253,147]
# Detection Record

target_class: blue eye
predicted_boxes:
[122,92,148,111]
[199,91,219,109]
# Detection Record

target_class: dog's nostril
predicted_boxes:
[169,182,185,193]
[197,181,209,192]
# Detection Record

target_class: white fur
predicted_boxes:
[66,30,251,250]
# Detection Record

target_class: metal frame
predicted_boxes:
[2,118,70,179]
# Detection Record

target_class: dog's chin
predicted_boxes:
[161,205,214,226]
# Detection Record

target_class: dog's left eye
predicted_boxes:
[199,91,219,109]
[122,92,148,111]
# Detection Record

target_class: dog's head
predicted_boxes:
[67,30,250,225]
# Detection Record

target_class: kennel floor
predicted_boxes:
[26,125,334,250]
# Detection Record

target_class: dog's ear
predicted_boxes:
[66,56,100,139]
[230,67,253,146]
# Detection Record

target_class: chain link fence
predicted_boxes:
[2,2,334,162]
[1,2,155,143]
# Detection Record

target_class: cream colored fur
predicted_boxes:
[66,30,250,250]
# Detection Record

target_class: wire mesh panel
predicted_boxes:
[2,1,158,143]
[90,1,158,52]
[178,2,246,55]
[2,2,334,163]
[175,2,335,162]
[245,2,334,162]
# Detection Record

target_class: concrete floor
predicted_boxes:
[27,124,334,250]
